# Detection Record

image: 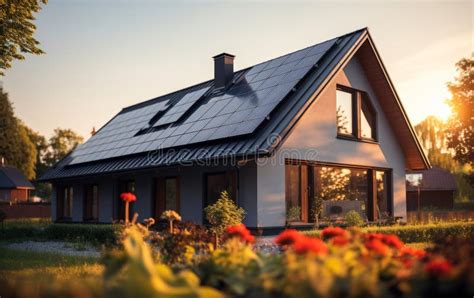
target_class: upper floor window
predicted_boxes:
[336,86,376,141]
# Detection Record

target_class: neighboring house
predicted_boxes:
[0,163,35,203]
[39,28,429,232]
[406,167,456,211]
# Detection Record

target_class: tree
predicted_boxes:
[0,87,36,179]
[44,128,83,166]
[0,0,47,75]
[445,57,474,166]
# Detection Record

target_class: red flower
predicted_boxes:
[330,235,350,246]
[382,234,404,249]
[400,247,427,259]
[120,192,136,203]
[365,233,385,241]
[364,239,390,256]
[293,237,328,255]
[275,229,302,246]
[225,224,255,243]
[321,227,347,239]
[424,259,453,277]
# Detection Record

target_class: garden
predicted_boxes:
[1,191,473,297]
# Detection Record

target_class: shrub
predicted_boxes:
[0,219,121,246]
[304,221,474,243]
[286,206,301,223]
[344,210,365,227]
[204,191,245,240]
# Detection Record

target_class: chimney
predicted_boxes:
[213,53,235,90]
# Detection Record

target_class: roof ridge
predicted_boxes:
[120,28,367,114]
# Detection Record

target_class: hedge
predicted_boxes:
[304,221,474,243]
[0,219,122,246]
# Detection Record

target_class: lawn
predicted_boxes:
[0,246,102,290]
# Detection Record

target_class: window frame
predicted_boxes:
[285,159,392,222]
[154,176,181,218]
[336,85,378,143]
[83,184,99,222]
[57,185,73,221]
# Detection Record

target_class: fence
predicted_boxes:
[0,202,51,219]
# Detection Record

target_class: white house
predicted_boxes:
[40,28,429,234]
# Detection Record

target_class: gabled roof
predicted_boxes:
[0,166,34,189]
[39,28,428,181]
[407,167,457,191]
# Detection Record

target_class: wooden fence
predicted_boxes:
[0,202,51,219]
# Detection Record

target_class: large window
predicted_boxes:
[205,171,237,207]
[285,160,391,222]
[57,185,73,220]
[155,177,180,218]
[117,180,135,221]
[84,184,99,221]
[336,86,376,141]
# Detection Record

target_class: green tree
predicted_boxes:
[44,128,83,166]
[0,0,47,75]
[0,87,36,179]
[445,57,474,166]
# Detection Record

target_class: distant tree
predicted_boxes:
[0,0,47,75]
[0,87,36,179]
[44,128,83,166]
[445,57,474,166]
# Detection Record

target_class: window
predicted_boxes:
[57,185,73,220]
[155,177,180,218]
[84,184,99,221]
[336,89,354,135]
[205,171,237,207]
[336,86,376,141]
[116,180,135,221]
[285,160,391,222]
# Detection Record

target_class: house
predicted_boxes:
[0,161,35,203]
[39,28,429,232]
[406,167,456,211]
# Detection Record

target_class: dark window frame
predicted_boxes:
[285,159,393,222]
[154,176,181,219]
[57,185,73,221]
[336,85,377,143]
[83,184,99,222]
[116,179,136,221]
[203,170,238,210]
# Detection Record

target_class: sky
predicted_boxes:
[2,0,473,140]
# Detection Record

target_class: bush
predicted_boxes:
[204,191,245,239]
[286,206,301,223]
[304,221,474,243]
[344,210,365,227]
[0,219,121,246]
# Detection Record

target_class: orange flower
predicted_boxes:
[275,229,302,246]
[293,237,328,255]
[382,234,404,249]
[120,192,136,203]
[364,239,390,256]
[330,235,350,246]
[225,224,255,243]
[321,227,347,239]
[400,247,427,259]
[424,259,453,277]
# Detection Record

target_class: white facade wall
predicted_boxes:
[256,56,407,227]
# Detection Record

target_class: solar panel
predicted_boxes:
[69,37,338,164]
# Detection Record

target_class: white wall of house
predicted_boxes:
[256,55,407,227]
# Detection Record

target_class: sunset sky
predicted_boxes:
[2,0,472,139]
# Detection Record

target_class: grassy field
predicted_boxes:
[0,246,102,281]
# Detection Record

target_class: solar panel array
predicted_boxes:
[69,38,337,165]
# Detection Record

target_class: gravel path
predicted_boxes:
[4,241,101,258]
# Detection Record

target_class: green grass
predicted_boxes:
[0,246,102,280]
